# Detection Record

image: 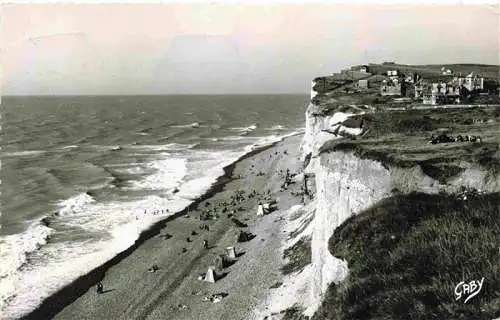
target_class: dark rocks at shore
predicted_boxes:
[40,217,51,227]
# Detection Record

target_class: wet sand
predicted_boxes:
[26,135,303,320]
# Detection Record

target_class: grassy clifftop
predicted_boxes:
[319,106,500,184]
[313,192,500,320]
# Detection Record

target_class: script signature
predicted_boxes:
[454,277,485,303]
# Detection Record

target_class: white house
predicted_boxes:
[441,67,453,75]
[358,79,369,89]
[387,70,399,77]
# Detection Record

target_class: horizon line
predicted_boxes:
[1,92,309,97]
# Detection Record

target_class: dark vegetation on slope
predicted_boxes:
[313,192,500,320]
[282,236,312,275]
[282,305,310,320]
[351,106,500,137]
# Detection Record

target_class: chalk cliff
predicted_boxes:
[299,79,500,317]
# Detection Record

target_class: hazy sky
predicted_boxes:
[1,3,498,94]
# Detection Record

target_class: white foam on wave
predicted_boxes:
[170,122,202,128]
[0,195,192,320]
[56,193,96,217]
[268,125,285,131]
[245,130,302,152]
[1,150,45,157]
[177,150,242,200]
[112,165,147,175]
[220,136,247,141]
[125,143,198,152]
[89,177,117,190]
[61,145,79,150]
[230,124,258,133]
[0,221,54,316]
[126,158,187,191]
[92,145,122,152]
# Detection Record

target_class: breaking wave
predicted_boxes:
[1,150,45,157]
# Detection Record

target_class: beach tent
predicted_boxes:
[256,204,264,216]
[226,247,236,260]
[203,267,216,283]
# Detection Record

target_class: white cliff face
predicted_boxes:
[305,152,393,315]
[299,102,362,162]
[310,80,317,100]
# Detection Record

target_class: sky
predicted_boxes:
[1,2,499,95]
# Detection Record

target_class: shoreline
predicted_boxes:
[20,133,303,320]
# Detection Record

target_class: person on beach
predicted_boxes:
[96,282,103,294]
[203,240,209,249]
[148,264,159,273]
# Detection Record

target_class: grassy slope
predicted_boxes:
[312,192,500,320]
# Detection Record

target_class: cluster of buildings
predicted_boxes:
[380,69,405,96]
[414,73,485,105]
[350,65,489,105]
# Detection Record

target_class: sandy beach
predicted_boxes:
[23,134,304,320]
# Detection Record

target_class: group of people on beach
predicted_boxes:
[95,152,296,302]
[428,133,482,144]
[280,168,296,191]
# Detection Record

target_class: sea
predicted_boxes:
[0,94,308,319]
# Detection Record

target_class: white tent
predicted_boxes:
[226,247,236,260]
[256,204,264,216]
[263,203,270,211]
[203,267,215,283]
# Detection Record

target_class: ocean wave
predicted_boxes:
[1,150,45,157]
[125,143,198,152]
[91,145,122,152]
[220,136,247,141]
[56,192,96,217]
[0,221,54,315]
[268,125,285,131]
[244,130,303,153]
[170,122,201,128]
[230,124,258,133]
[61,145,79,150]
[126,158,187,191]
[88,177,117,191]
